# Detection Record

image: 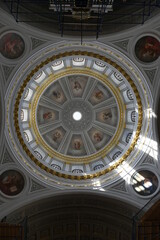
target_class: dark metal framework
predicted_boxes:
[3,0,160,41]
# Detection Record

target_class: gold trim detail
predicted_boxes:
[14,51,143,180]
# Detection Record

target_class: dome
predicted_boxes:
[5,43,153,188]
[0,4,160,228]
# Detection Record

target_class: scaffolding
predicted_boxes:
[3,0,160,41]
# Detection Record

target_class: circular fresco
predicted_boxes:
[135,36,160,63]
[131,170,158,196]
[0,32,25,59]
[0,170,25,196]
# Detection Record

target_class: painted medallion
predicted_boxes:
[0,170,25,196]
[135,36,160,63]
[0,32,25,59]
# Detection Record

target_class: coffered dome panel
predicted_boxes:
[5,42,153,188]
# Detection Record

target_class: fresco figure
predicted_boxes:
[0,170,24,196]
[53,90,61,99]
[103,112,112,120]
[43,112,53,120]
[73,81,82,91]
[0,33,25,59]
[53,131,61,142]
[93,132,102,142]
[94,89,104,100]
[135,36,160,63]
[74,140,81,150]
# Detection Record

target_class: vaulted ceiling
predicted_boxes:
[0,2,160,235]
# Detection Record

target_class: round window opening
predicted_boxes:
[131,170,159,196]
[73,111,82,121]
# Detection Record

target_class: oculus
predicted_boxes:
[131,170,159,196]
[73,111,82,121]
